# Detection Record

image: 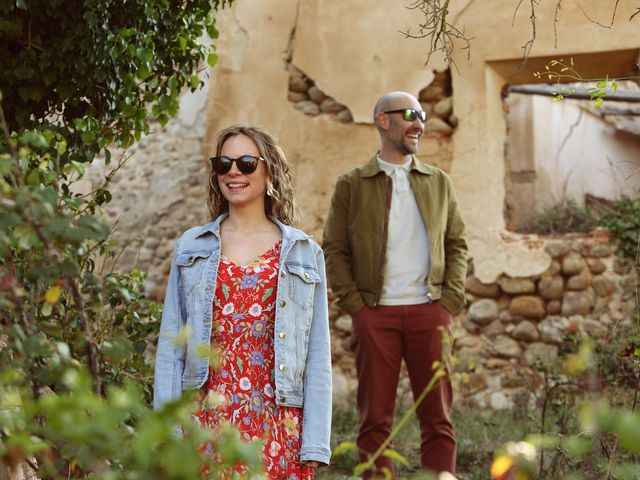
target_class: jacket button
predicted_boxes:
[279,299,286,307]
[280,270,286,277]
[303,272,310,280]
[279,331,286,339]
[279,364,286,371]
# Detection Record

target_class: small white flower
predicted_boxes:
[269,440,281,457]
[264,384,274,398]
[249,303,262,317]
[222,302,235,315]
[239,377,251,390]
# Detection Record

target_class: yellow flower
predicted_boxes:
[45,285,62,304]
[490,454,514,479]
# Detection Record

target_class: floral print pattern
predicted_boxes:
[195,241,313,480]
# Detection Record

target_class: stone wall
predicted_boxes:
[330,232,635,410]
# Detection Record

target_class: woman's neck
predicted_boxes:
[224,203,273,232]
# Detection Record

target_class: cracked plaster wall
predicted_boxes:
[450,0,640,282]
[100,0,640,295]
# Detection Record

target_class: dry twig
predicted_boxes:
[402,0,472,69]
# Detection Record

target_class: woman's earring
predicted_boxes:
[266,180,276,197]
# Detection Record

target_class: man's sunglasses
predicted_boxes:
[209,155,265,175]
[383,108,428,123]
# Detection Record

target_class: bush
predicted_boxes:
[599,195,640,259]
[527,198,600,235]
[0,1,262,478]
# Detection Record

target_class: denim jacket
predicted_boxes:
[153,214,332,465]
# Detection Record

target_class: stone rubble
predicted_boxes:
[327,235,634,410]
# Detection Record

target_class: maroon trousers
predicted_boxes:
[350,302,456,477]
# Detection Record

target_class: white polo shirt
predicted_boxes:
[377,155,431,305]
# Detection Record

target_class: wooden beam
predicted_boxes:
[508,84,640,102]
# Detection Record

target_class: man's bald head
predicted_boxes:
[373,91,420,127]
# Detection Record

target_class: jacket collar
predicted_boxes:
[194,213,309,242]
[360,154,435,177]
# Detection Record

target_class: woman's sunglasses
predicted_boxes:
[210,155,265,175]
[383,108,428,123]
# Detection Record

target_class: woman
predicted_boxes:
[153,125,332,479]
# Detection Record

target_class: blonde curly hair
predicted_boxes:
[207,125,299,226]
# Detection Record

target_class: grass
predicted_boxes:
[318,400,540,480]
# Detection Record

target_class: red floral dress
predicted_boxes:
[194,241,314,480]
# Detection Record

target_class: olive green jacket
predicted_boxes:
[322,155,468,316]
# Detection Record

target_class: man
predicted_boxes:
[322,91,467,477]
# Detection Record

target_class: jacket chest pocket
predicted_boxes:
[285,263,320,311]
[176,250,212,297]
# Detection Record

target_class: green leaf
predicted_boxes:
[0,156,12,176]
[565,436,591,458]
[353,462,370,477]
[236,356,243,374]
[207,52,218,67]
[222,283,230,301]
[382,449,410,466]
[617,412,640,453]
[261,287,273,302]
[332,442,356,456]
[41,302,53,317]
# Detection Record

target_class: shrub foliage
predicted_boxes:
[0,1,261,478]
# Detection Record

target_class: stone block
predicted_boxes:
[418,85,444,102]
[589,244,612,257]
[308,85,327,103]
[545,241,570,258]
[546,300,562,315]
[487,358,511,369]
[586,258,607,274]
[289,74,312,93]
[466,275,501,298]
[499,310,512,323]
[455,334,482,349]
[468,299,499,326]
[512,320,540,342]
[613,257,627,275]
[566,273,590,291]
[294,100,320,116]
[498,277,536,294]
[491,335,522,358]
[548,260,562,276]
[459,372,487,396]
[582,318,608,339]
[462,316,481,333]
[433,97,453,119]
[562,252,585,276]
[523,343,558,367]
[509,296,545,319]
[538,316,569,344]
[337,109,353,123]
[592,275,616,296]
[538,275,564,300]
[483,320,506,338]
[288,91,308,102]
[320,97,344,113]
[561,291,591,316]
[489,391,512,410]
[334,314,352,333]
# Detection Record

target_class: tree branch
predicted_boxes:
[576,0,620,28]
[403,0,472,69]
